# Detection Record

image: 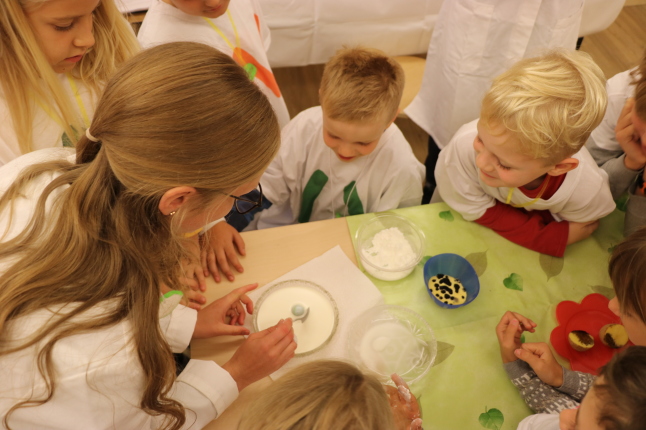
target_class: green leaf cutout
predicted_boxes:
[592,285,615,299]
[539,254,563,281]
[420,255,431,266]
[615,193,629,212]
[466,251,488,276]
[432,341,455,367]
[503,273,523,291]
[520,334,526,344]
[439,210,454,222]
[479,407,504,430]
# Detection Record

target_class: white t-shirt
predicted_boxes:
[436,119,616,222]
[587,68,635,154]
[251,106,425,229]
[0,75,95,167]
[137,0,290,128]
[0,149,237,429]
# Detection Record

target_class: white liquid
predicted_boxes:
[256,285,336,354]
[359,321,425,377]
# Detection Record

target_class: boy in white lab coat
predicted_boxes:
[244,47,425,229]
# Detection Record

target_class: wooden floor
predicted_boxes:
[274,5,646,164]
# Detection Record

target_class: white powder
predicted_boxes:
[361,227,417,281]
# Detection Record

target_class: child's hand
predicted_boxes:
[201,221,246,283]
[615,98,646,171]
[514,342,564,387]
[384,374,423,430]
[495,311,537,363]
[222,318,297,391]
[567,220,600,245]
[160,282,206,311]
[192,283,257,339]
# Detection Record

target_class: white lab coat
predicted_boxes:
[138,0,290,128]
[405,0,584,148]
[250,106,425,229]
[0,148,238,429]
[0,75,95,167]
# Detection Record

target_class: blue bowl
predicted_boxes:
[423,253,480,309]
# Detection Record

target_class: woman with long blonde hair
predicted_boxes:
[0,0,139,166]
[0,42,296,429]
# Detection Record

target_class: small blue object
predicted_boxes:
[423,253,480,309]
[291,304,305,316]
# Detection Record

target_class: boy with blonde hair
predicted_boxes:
[435,49,615,257]
[246,47,425,229]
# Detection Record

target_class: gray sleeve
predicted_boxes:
[556,368,595,402]
[625,188,646,236]
[503,360,580,414]
[587,137,640,199]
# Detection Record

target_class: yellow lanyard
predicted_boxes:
[37,74,90,129]
[505,176,551,208]
[203,11,244,64]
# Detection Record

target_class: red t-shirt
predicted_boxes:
[475,174,569,257]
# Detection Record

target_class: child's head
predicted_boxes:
[162,0,230,18]
[319,47,404,162]
[475,49,607,188]
[559,346,646,430]
[237,360,395,430]
[608,227,646,346]
[0,0,139,153]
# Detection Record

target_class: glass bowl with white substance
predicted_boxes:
[355,213,426,281]
[347,304,437,385]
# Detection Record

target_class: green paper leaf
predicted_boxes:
[539,253,563,281]
[466,251,488,276]
[432,341,455,367]
[592,285,615,299]
[479,407,504,430]
[503,273,523,291]
[439,210,454,222]
[244,63,257,81]
[615,193,629,212]
[62,131,73,147]
[520,334,526,344]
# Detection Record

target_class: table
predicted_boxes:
[192,203,625,429]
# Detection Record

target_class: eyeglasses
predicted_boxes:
[229,183,263,215]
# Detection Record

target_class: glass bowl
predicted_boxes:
[355,214,426,281]
[253,279,339,356]
[423,253,480,309]
[346,304,437,385]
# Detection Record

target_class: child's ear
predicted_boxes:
[547,158,579,176]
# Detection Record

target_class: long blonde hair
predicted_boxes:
[0,42,280,429]
[0,0,139,154]
[238,360,395,430]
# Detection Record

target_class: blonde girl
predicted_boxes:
[0,0,139,165]
[0,42,296,429]
[238,360,423,430]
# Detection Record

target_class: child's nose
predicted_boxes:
[337,143,355,157]
[475,152,493,171]
[74,16,95,49]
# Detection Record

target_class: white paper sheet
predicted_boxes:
[243,245,384,379]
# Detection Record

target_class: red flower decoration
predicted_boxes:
[550,293,632,375]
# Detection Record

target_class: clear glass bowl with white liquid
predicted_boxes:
[346,304,437,385]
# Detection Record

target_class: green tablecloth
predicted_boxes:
[346,203,625,430]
